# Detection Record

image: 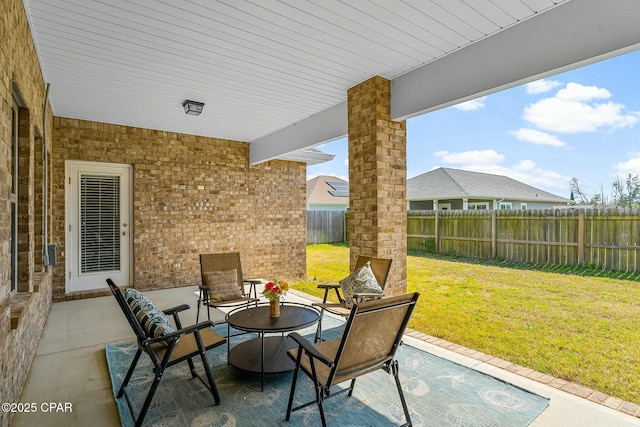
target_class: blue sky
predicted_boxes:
[307,49,640,200]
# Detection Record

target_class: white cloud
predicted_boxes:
[509,162,569,193]
[513,159,537,172]
[434,149,570,193]
[555,82,611,102]
[523,82,638,134]
[452,96,487,111]
[343,157,349,166]
[613,153,640,175]
[511,128,566,147]
[526,79,562,94]
[434,149,503,165]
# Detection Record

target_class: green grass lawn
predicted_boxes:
[290,243,640,405]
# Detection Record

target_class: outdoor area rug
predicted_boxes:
[105,320,549,426]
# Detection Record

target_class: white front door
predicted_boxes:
[66,161,132,292]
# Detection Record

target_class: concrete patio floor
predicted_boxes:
[10,285,640,426]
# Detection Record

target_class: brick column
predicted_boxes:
[347,76,407,295]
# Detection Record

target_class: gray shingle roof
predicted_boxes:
[407,168,569,202]
[307,175,349,205]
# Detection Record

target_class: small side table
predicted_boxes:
[226,302,320,390]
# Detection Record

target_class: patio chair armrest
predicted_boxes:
[354,292,384,303]
[162,304,190,316]
[288,332,334,367]
[317,283,339,289]
[316,283,343,304]
[178,320,216,336]
[146,320,216,345]
[311,302,343,309]
[162,304,191,329]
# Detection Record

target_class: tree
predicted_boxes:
[569,177,602,206]
[611,174,640,208]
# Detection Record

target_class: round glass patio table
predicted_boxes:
[225,302,320,391]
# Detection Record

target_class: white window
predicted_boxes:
[499,202,512,210]
[468,203,488,210]
[520,203,528,210]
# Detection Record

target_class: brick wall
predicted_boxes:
[1,0,54,425]
[1,1,306,423]
[51,118,307,300]
[347,76,407,295]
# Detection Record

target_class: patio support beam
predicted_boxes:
[347,76,406,296]
[249,0,640,165]
[390,0,640,122]
[249,101,347,165]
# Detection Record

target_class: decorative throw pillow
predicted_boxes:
[202,269,242,302]
[124,288,175,339]
[339,261,384,308]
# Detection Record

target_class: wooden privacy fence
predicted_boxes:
[407,209,640,272]
[307,210,346,244]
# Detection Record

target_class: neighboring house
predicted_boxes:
[307,176,349,211]
[407,168,571,211]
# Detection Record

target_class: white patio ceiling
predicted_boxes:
[22,0,640,164]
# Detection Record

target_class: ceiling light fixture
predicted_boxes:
[182,100,204,116]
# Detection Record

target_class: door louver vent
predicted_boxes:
[80,175,120,273]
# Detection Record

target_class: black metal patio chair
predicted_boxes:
[107,278,226,427]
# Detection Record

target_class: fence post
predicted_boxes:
[343,210,348,242]
[578,211,585,265]
[491,211,497,259]
[435,210,440,253]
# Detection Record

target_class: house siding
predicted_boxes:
[410,199,562,211]
[51,118,307,300]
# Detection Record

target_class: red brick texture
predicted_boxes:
[51,118,307,299]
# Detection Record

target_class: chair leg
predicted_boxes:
[196,289,208,323]
[392,360,412,427]
[118,349,143,398]
[196,289,211,323]
[314,288,333,343]
[285,353,302,421]
[314,309,325,342]
[135,371,163,427]
[316,385,327,427]
[307,358,328,427]
[192,330,221,404]
[200,350,221,404]
[347,378,357,397]
[186,357,197,378]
